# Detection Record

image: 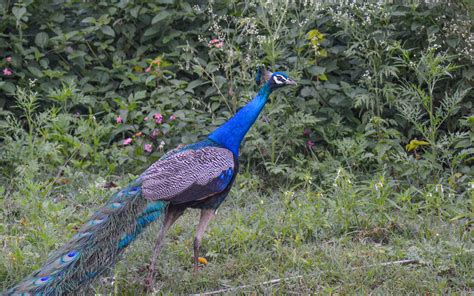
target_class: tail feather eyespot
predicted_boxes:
[109,202,123,209]
[60,251,79,263]
[34,276,52,286]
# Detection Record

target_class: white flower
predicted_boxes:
[192,5,201,13]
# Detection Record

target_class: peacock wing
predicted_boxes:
[141,146,235,203]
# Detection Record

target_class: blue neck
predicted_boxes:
[208,83,272,156]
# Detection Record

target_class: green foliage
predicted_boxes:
[396,46,471,182]
[0,0,472,293]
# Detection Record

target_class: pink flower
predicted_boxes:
[208,39,224,48]
[123,138,132,145]
[307,140,315,149]
[145,66,151,73]
[116,116,123,123]
[144,143,153,153]
[3,68,12,76]
[5,56,12,62]
[169,114,177,121]
[153,113,163,124]
[150,129,160,139]
[144,117,149,121]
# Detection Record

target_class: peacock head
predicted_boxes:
[256,66,297,91]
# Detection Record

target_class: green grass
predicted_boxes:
[116,186,471,295]
[3,170,470,294]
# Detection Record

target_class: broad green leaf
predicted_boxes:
[101,26,115,37]
[0,81,16,94]
[300,87,314,97]
[185,79,207,93]
[35,32,49,48]
[446,37,459,48]
[27,66,43,78]
[12,6,26,21]
[143,24,161,37]
[134,90,147,100]
[81,17,96,23]
[308,66,326,76]
[324,83,340,90]
[151,11,171,24]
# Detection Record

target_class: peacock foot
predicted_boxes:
[193,257,208,274]
[144,276,156,292]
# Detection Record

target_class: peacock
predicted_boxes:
[6,67,296,295]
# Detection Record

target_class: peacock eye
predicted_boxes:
[34,276,51,285]
[62,251,79,262]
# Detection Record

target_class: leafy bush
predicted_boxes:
[0,0,472,293]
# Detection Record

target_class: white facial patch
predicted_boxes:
[273,75,286,84]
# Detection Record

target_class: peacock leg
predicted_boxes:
[193,208,216,273]
[145,206,184,288]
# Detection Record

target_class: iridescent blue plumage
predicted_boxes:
[209,84,271,156]
[118,200,167,250]
[209,69,295,156]
[7,180,165,295]
[6,68,296,295]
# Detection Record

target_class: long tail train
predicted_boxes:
[6,178,168,295]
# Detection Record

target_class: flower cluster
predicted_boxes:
[123,138,132,145]
[150,129,160,139]
[328,2,387,29]
[238,17,259,36]
[2,56,13,76]
[208,39,224,48]
[145,57,162,75]
[195,5,228,50]
[3,68,12,76]
[144,143,153,153]
[116,112,177,153]
[153,113,163,124]
[439,15,473,62]
[192,4,202,13]
[361,70,372,82]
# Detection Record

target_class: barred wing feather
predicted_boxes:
[141,146,235,203]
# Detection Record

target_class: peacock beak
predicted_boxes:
[286,79,297,85]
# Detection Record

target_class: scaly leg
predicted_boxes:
[193,208,216,273]
[145,206,184,288]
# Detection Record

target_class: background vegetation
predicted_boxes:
[1,0,472,294]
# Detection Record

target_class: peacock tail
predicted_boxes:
[7,178,168,296]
